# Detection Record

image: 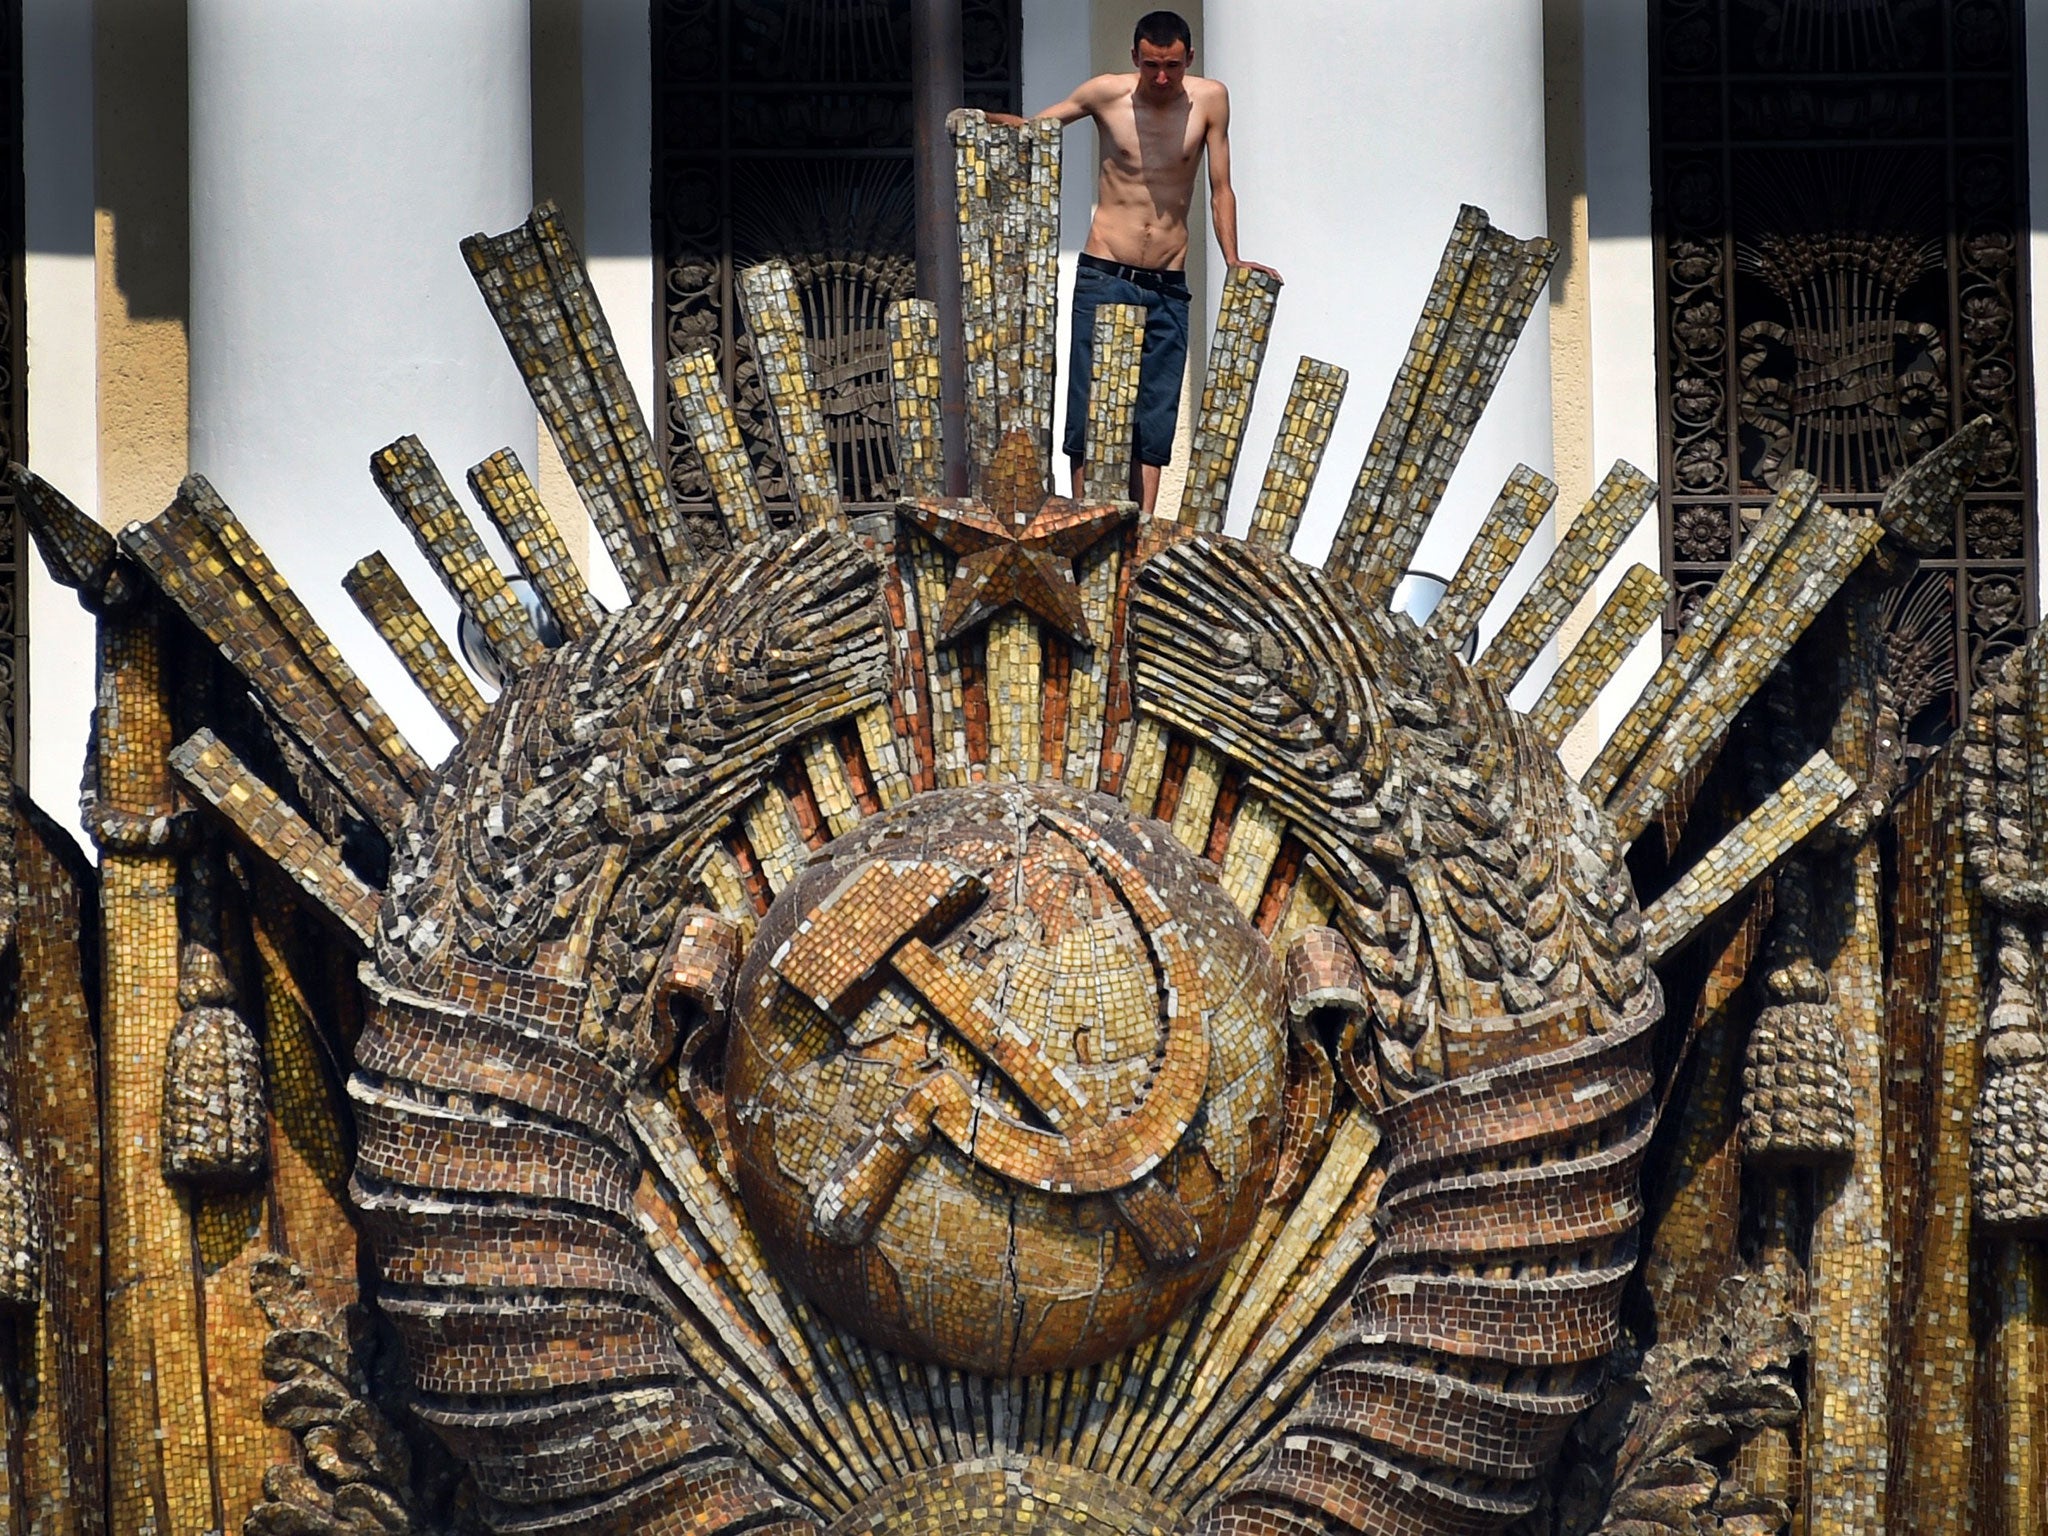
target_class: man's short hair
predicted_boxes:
[1133,11,1193,54]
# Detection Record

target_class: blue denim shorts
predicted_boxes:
[1063,259,1191,469]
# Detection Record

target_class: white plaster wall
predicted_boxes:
[580,0,652,611]
[1201,1,1554,647]
[1025,0,1097,484]
[22,0,100,839]
[188,0,536,767]
[1583,0,1663,747]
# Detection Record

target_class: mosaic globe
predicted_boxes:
[727,780,1286,1375]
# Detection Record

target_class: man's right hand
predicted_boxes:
[983,111,1028,127]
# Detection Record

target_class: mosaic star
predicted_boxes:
[900,429,1133,646]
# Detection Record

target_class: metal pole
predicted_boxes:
[911,0,969,494]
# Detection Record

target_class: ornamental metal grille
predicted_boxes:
[653,0,1021,524]
[1651,0,2034,754]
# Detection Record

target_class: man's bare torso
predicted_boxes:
[1080,73,1225,272]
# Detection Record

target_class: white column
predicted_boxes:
[1584,0,1661,745]
[1202,2,1552,618]
[581,0,653,611]
[189,0,535,763]
[22,0,101,836]
[1026,0,1097,484]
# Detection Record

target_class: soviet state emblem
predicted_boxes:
[727,781,1285,1375]
[239,153,1678,1536]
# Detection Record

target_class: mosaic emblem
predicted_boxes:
[728,781,1284,1374]
[58,104,1910,1536]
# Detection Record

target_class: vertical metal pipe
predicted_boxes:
[911,0,968,494]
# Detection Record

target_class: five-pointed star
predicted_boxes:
[899,434,1134,648]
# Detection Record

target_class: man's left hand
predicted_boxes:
[1232,260,1283,283]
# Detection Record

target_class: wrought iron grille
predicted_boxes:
[1651,0,2034,753]
[653,0,1021,523]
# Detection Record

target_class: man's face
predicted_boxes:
[1132,39,1190,97]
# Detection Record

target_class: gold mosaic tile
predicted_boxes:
[467,446,606,642]
[1424,464,1557,653]
[1605,497,1881,844]
[741,784,809,896]
[1807,843,1891,1536]
[1526,562,1670,747]
[1138,1110,1379,1491]
[666,343,775,545]
[986,609,1042,783]
[1083,303,1146,506]
[1475,460,1654,692]
[856,703,915,810]
[461,200,678,592]
[1061,538,1124,792]
[1178,266,1283,533]
[727,782,1284,1376]
[1122,718,1170,815]
[830,1454,1176,1536]
[736,261,847,533]
[1641,750,1855,960]
[1246,356,1348,552]
[1584,472,1818,804]
[170,730,385,947]
[1219,794,1286,920]
[908,533,975,789]
[6,789,109,1530]
[94,614,217,1536]
[949,110,1001,479]
[370,433,546,676]
[27,147,1993,1536]
[1330,207,1555,606]
[121,475,428,839]
[343,550,486,735]
[1168,744,1223,853]
[800,735,863,839]
[888,299,947,503]
[1890,767,1984,1534]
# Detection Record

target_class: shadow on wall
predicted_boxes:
[67,0,589,310]
[90,0,190,322]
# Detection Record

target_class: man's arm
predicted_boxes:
[1205,85,1281,282]
[986,76,1103,128]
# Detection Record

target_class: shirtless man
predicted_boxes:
[990,10,1278,512]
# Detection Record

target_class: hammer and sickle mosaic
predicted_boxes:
[729,782,1284,1374]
